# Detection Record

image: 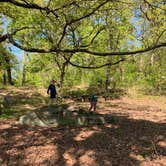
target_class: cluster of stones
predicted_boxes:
[19,104,113,127]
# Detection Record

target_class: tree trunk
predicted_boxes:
[54,53,72,90]
[105,25,113,92]
[59,70,65,89]
[4,54,13,85]
[58,60,67,89]
[22,52,27,86]
[6,68,13,85]
[3,71,7,85]
[119,66,124,82]
[105,60,111,92]
[22,65,26,86]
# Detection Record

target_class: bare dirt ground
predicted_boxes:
[0,88,166,166]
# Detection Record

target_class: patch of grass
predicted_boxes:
[0,107,31,120]
[127,86,166,100]
[58,116,78,126]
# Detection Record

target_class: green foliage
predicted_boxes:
[0,0,165,94]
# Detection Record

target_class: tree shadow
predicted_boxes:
[0,104,165,165]
[0,90,49,119]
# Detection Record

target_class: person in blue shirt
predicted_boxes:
[89,94,98,111]
[47,80,57,103]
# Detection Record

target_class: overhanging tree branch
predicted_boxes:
[56,0,110,47]
[80,26,105,47]
[0,0,48,10]
[0,34,8,43]
[68,0,110,25]
[62,43,166,56]
[0,26,31,43]
[0,0,75,18]
[143,0,166,11]
[155,29,166,44]
[67,58,125,69]
[8,35,166,56]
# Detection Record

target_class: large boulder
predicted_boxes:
[19,104,113,127]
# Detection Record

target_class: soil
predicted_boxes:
[0,88,166,166]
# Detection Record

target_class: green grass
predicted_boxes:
[0,107,30,119]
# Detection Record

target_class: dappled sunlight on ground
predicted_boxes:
[0,88,166,165]
[97,97,166,123]
[79,150,97,166]
[13,104,37,110]
[23,145,58,165]
[74,127,101,141]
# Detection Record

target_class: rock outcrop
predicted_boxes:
[19,104,113,127]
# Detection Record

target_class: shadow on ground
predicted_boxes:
[0,104,165,166]
[19,104,114,127]
[0,89,49,119]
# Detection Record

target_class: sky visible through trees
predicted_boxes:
[0,0,165,91]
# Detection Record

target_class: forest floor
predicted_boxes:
[0,87,166,166]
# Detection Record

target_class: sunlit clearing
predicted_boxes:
[74,128,101,141]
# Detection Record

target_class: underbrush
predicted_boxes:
[60,86,126,101]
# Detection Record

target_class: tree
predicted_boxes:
[0,44,16,85]
[0,0,165,62]
[0,0,165,93]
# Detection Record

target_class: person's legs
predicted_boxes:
[48,99,51,105]
[89,102,93,111]
[48,98,55,105]
[93,102,97,111]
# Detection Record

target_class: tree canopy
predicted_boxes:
[0,0,165,92]
[0,0,165,59]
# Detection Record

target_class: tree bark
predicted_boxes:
[3,71,7,85]
[22,52,27,86]
[105,58,111,92]
[105,18,114,92]
[6,68,13,85]
[4,55,13,85]
[59,70,65,89]
[22,65,26,86]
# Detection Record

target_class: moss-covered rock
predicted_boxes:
[19,104,113,127]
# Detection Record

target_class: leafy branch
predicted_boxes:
[8,35,166,56]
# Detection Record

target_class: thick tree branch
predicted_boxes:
[54,53,62,71]
[80,27,105,47]
[143,0,166,11]
[62,43,166,56]
[0,34,8,43]
[140,5,153,23]
[67,58,125,69]
[0,0,48,10]
[57,24,68,47]
[8,36,51,52]
[1,0,111,48]
[155,29,166,44]
[0,0,75,18]
[0,26,31,43]
[8,35,166,56]
[68,0,110,25]
[56,0,110,47]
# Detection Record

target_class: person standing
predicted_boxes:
[89,94,98,111]
[47,80,57,104]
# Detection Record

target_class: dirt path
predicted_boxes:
[0,88,166,166]
[98,97,166,123]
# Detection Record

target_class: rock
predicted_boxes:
[19,105,113,127]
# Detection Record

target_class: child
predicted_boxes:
[89,94,98,111]
[47,80,57,104]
